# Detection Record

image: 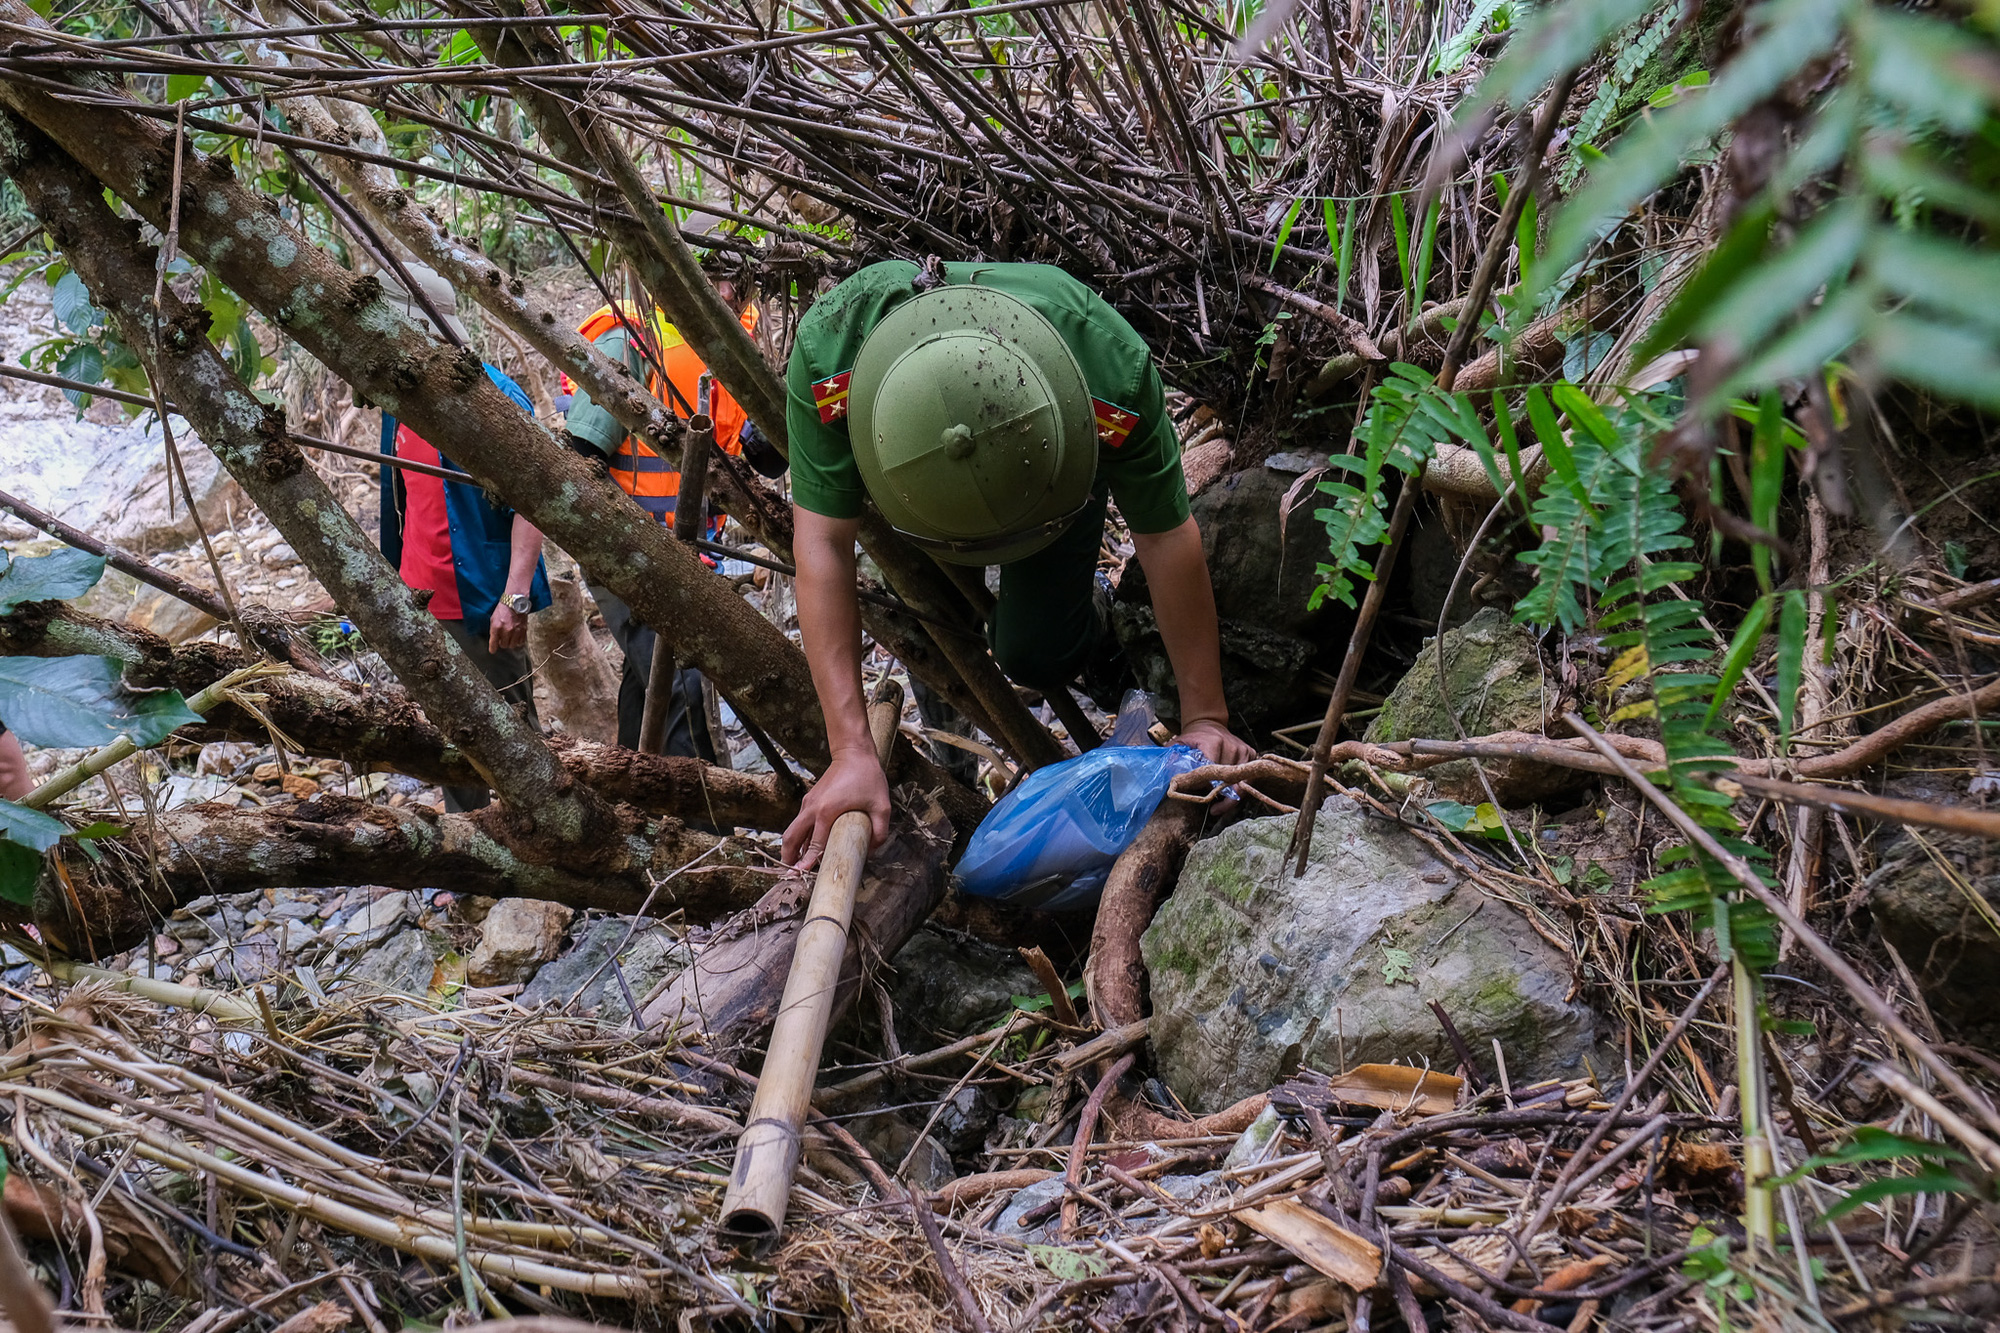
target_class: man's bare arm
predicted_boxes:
[784,507,892,864]
[1130,516,1255,764]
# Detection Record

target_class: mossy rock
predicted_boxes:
[1364,608,1575,803]
[1141,801,1601,1114]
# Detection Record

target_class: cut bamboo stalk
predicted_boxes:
[720,680,903,1240]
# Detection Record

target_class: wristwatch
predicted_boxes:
[503,592,533,615]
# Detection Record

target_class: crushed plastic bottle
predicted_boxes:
[955,691,1204,911]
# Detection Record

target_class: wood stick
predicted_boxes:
[639,406,715,754]
[0,484,231,623]
[718,680,903,1240]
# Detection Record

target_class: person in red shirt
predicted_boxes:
[377,265,551,811]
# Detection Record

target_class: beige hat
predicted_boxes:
[379,260,469,343]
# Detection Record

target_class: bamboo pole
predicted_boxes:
[720,679,904,1239]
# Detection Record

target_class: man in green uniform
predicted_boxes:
[781,259,1255,866]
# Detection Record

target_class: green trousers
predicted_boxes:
[987,487,1110,693]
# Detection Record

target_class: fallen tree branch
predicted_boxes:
[36,795,777,958]
[1,601,800,828]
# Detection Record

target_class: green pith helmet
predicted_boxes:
[850,285,1097,566]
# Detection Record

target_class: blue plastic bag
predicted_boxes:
[956,695,1204,911]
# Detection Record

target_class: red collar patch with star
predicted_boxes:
[813,370,853,424]
[1093,398,1138,447]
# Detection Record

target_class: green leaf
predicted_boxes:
[1390,193,1413,296]
[1796,1126,1968,1172]
[166,73,207,103]
[53,341,104,413]
[1025,1245,1108,1281]
[0,800,64,853]
[1776,589,1808,747]
[1270,197,1304,271]
[1435,0,1509,74]
[50,269,100,335]
[1529,0,1844,310]
[1869,229,2000,338]
[1817,1168,1977,1223]
[1856,7,1999,134]
[1492,392,1530,501]
[1412,197,1441,306]
[1551,382,1619,448]
[1749,392,1785,592]
[1870,312,2000,412]
[1525,386,1592,511]
[1380,946,1416,986]
[0,656,203,749]
[1690,200,1871,358]
[0,545,104,612]
[1426,800,1478,832]
[1472,0,1655,111]
[1334,198,1355,310]
[1705,593,1772,733]
[0,841,38,908]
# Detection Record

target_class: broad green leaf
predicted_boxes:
[0,842,38,908]
[1426,800,1478,832]
[1704,593,1772,733]
[54,341,104,413]
[0,656,203,749]
[0,545,104,612]
[0,799,64,853]
[1776,589,1807,746]
[50,269,100,334]
[166,73,206,103]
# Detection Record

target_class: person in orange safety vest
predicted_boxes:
[559,284,787,757]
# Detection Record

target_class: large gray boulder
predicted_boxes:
[1365,608,1570,803]
[1142,801,1599,1113]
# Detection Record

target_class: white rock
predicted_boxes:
[334,892,415,949]
[466,899,574,987]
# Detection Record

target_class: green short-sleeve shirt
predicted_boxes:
[785,260,1190,536]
